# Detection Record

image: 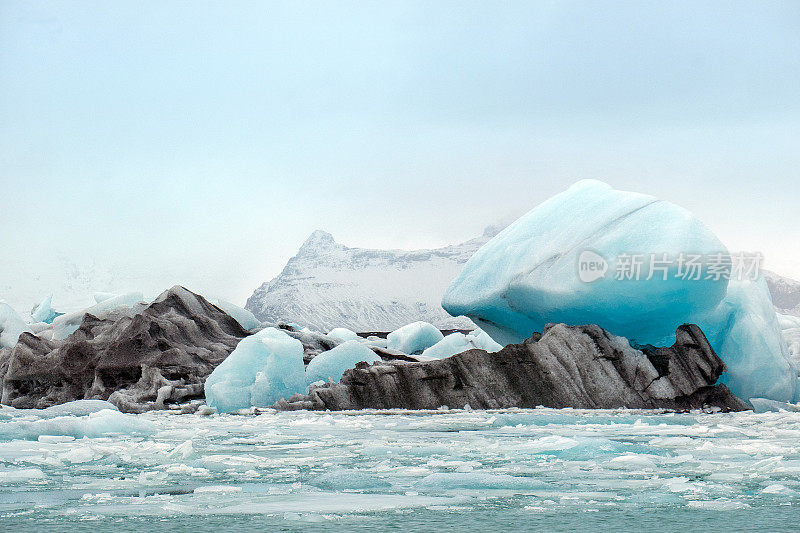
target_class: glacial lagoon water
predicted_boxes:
[1,407,800,532]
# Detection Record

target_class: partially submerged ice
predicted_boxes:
[305,340,382,385]
[204,327,307,413]
[387,321,444,355]
[443,180,799,403]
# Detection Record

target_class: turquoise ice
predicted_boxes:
[387,321,443,355]
[210,298,262,331]
[443,180,798,402]
[305,340,382,384]
[420,329,503,359]
[204,327,307,413]
[30,294,62,324]
[0,302,29,348]
[327,327,360,342]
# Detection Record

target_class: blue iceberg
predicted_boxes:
[420,329,503,359]
[387,321,444,355]
[30,295,62,324]
[204,327,307,413]
[443,180,798,403]
[305,340,382,385]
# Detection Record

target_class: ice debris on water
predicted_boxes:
[0,407,155,440]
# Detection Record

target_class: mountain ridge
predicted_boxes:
[244,229,504,332]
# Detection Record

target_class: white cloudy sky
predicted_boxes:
[1,1,799,311]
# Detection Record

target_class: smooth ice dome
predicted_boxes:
[387,321,444,355]
[443,180,729,347]
[443,180,798,403]
[327,327,360,342]
[204,327,307,413]
[305,340,382,384]
[420,329,503,359]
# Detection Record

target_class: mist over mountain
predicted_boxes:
[244,227,508,332]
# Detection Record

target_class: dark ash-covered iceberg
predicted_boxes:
[0,286,250,413]
[275,323,748,412]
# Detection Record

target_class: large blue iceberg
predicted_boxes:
[443,180,799,403]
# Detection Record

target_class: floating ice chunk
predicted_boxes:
[443,180,798,403]
[0,302,30,348]
[0,467,46,483]
[204,327,307,413]
[364,336,389,349]
[414,472,544,490]
[420,328,504,359]
[0,409,155,441]
[169,440,195,459]
[194,485,243,494]
[761,483,800,496]
[606,454,659,470]
[38,400,119,418]
[749,398,800,413]
[305,340,382,384]
[51,291,144,340]
[211,298,261,331]
[686,498,751,511]
[387,322,444,355]
[30,294,62,324]
[310,469,391,490]
[327,327,360,342]
[60,446,101,464]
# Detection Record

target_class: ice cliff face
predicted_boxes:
[244,229,497,332]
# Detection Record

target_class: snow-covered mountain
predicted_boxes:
[244,228,504,332]
[245,226,800,334]
[764,270,800,316]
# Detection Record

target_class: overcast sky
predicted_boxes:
[2,0,799,310]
